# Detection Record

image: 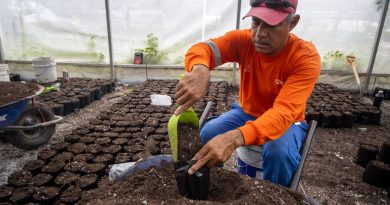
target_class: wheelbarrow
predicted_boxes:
[0,85,63,150]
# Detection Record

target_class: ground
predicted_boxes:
[0,80,389,205]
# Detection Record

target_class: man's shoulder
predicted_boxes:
[289,34,319,56]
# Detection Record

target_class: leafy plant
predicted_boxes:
[142,33,167,64]
[322,50,347,70]
[98,53,105,63]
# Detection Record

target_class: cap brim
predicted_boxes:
[243,7,289,26]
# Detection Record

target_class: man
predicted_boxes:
[174,0,320,187]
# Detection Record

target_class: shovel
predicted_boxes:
[346,56,362,97]
[167,74,213,200]
[168,107,199,162]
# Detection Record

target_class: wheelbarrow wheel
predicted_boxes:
[7,102,56,150]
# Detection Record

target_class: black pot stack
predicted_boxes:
[306,83,382,128]
[37,78,115,116]
[355,140,390,188]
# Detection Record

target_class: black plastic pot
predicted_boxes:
[310,111,321,126]
[174,161,210,200]
[83,92,91,106]
[100,85,107,95]
[52,103,64,116]
[368,109,381,125]
[341,111,354,128]
[77,95,86,108]
[89,90,95,102]
[94,88,102,100]
[359,109,370,124]
[355,143,379,167]
[321,111,333,128]
[106,83,113,93]
[378,141,390,164]
[60,100,72,116]
[332,111,342,128]
[363,160,390,188]
[71,98,80,111]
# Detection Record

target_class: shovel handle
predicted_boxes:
[351,63,361,87]
[199,101,214,130]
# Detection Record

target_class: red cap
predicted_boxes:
[243,0,298,26]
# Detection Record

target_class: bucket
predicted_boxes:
[236,145,263,179]
[0,64,10,82]
[32,57,57,83]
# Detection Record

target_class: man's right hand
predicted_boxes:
[174,64,210,115]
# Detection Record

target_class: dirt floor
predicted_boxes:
[300,100,390,205]
[79,162,314,205]
[0,80,389,205]
[0,83,132,185]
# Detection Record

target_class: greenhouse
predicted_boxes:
[0,0,389,204]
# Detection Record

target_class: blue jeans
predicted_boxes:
[200,102,308,187]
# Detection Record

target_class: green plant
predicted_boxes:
[142,33,167,64]
[322,50,347,70]
[98,53,105,63]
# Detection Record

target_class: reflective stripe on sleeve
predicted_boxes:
[204,40,222,67]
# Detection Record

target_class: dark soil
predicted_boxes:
[7,170,32,187]
[29,173,53,187]
[79,163,313,205]
[301,101,390,205]
[22,160,45,174]
[0,82,39,106]
[32,186,60,203]
[41,161,65,175]
[76,174,98,190]
[60,185,82,203]
[9,186,35,204]
[54,171,79,185]
[0,185,13,202]
[80,163,106,176]
[177,123,202,162]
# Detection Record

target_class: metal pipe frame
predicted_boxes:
[105,0,115,81]
[236,0,242,30]
[364,0,389,95]
[0,35,4,64]
[232,0,242,87]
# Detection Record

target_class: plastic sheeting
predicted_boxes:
[0,0,389,74]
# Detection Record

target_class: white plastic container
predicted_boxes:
[32,57,57,83]
[236,145,263,179]
[0,64,10,82]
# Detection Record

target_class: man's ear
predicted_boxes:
[289,14,300,31]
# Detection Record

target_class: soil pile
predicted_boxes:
[177,123,202,161]
[79,163,313,205]
[0,82,39,106]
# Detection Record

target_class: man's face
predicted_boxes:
[251,16,293,55]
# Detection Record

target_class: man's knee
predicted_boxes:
[200,122,216,144]
[264,142,293,163]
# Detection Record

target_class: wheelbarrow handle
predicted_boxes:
[1,115,63,131]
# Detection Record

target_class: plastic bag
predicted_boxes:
[150,94,172,106]
[108,162,136,181]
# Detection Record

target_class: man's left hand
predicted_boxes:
[188,129,245,175]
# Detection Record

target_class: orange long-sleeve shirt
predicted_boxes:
[185,29,321,145]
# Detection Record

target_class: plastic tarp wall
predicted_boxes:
[0,0,389,74]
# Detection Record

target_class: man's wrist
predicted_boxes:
[192,64,210,74]
[231,129,245,149]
